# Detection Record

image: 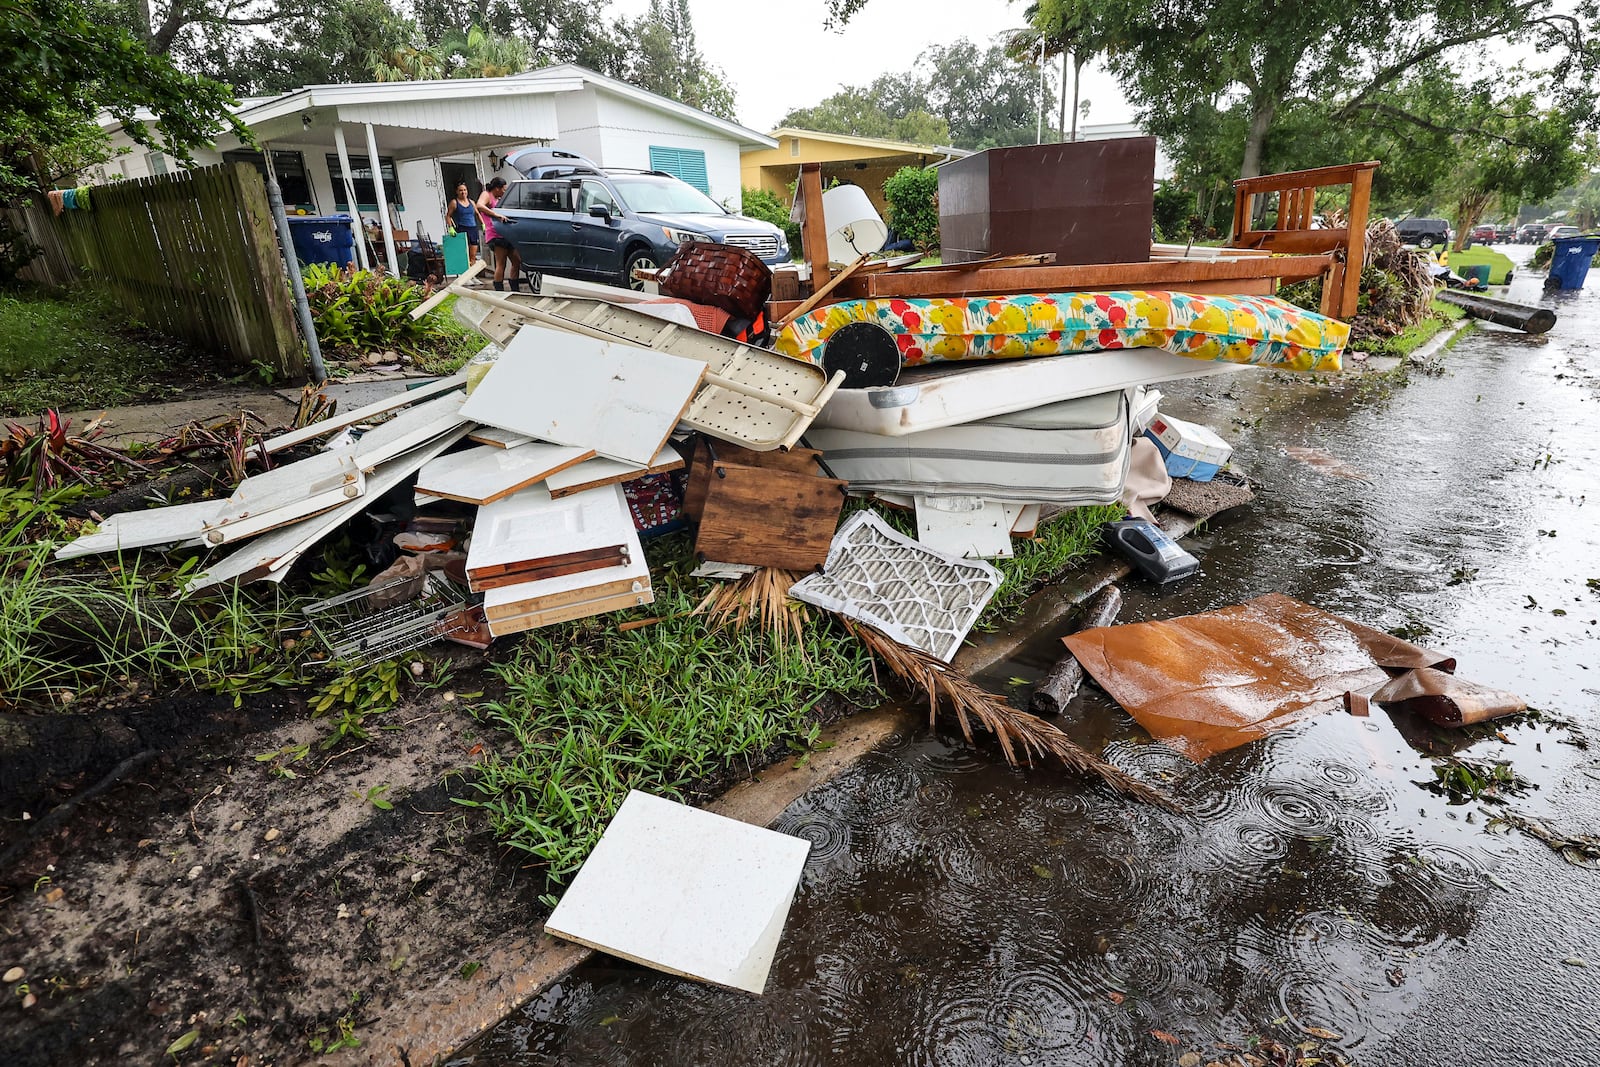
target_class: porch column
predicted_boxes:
[331,124,370,270]
[363,122,399,274]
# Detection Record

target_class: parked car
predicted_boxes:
[1517,223,1550,244]
[491,159,790,289]
[1395,217,1451,249]
[1495,224,1518,242]
[1470,224,1497,243]
[1548,225,1582,240]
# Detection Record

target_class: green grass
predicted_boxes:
[459,536,880,883]
[1351,298,1467,362]
[983,503,1125,622]
[0,287,195,417]
[409,298,484,376]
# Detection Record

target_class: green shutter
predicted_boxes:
[648,146,710,194]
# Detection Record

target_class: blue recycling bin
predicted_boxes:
[1547,235,1600,291]
[285,214,356,267]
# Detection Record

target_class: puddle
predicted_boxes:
[453,251,1600,1065]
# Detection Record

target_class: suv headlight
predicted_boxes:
[662,226,710,244]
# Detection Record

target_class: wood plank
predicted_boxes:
[1232,161,1381,196]
[414,442,595,505]
[545,445,685,499]
[459,325,705,467]
[799,162,828,291]
[693,463,846,572]
[263,373,468,453]
[201,450,366,544]
[351,391,469,469]
[486,583,654,638]
[54,499,228,560]
[775,253,870,331]
[1234,228,1350,254]
[482,558,652,621]
[850,255,1334,300]
[467,550,630,591]
[683,439,821,520]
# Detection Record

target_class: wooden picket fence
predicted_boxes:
[5,163,304,376]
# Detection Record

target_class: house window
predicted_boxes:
[790,138,800,157]
[647,146,710,194]
[146,152,169,176]
[325,154,403,212]
[222,149,314,210]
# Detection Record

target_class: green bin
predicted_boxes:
[442,232,469,276]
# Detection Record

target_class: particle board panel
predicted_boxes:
[184,426,472,593]
[415,442,595,505]
[486,582,654,637]
[54,498,227,560]
[201,450,366,545]
[349,390,469,470]
[262,373,468,453]
[544,789,810,994]
[482,541,649,622]
[466,426,535,450]
[465,483,636,574]
[468,546,630,593]
[913,496,1015,559]
[693,462,846,572]
[459,325,704,467]
[544,445,686,499]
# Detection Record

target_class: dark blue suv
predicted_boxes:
[493,154,790,290]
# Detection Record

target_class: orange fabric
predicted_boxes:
[640,297,730,335]
[1064,593,1455,761]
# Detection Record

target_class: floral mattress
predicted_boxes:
[775,291,1349,373]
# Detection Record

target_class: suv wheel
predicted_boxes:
[1416,234,1436,249]
[623,247,659,291]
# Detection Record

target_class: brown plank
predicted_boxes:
[683,438,822,520]
[851,256,1334,300]
[799,163,829,294]
[1235,228,1350,254]
[466,544,628,585]
[483,570,651,621]
[693,463,846,572]
[1233,161,1381,196]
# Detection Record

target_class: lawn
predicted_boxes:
[0,286,202,417]
[1351,297,1468,361]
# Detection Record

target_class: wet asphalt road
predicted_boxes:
[456,246,1600,1066]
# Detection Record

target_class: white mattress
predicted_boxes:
[805,390,1130,504]
[811,348,1249,437]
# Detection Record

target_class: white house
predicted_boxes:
[1075,122,1175,181]
[97,65,776,270]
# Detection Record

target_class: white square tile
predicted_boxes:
[544,790,811,994]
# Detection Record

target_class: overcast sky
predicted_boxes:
[606,0,1137,134]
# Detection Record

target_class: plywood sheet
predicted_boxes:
[415,442,594,505]
[201,450,366,544]
[349,390,468,469]
[545,790,810,994]
[466,426,535,450]
[544,445,685,499]
[459,325,704,466]
[693,462,845,572]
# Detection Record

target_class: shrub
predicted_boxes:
[1529,242,1553,271]
[882,166,940,252]
[1152,181,1192,243]
[301,264,477,369]
[738,186,800,258]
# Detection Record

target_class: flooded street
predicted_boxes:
[457,250,1600,1066]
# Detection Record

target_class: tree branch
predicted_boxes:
[1355,100,1542,148]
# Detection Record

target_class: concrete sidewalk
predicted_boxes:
[44,372,445,446]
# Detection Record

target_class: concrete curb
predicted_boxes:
[1408,316,1472,364]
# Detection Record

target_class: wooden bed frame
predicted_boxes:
[771,160,1379,323]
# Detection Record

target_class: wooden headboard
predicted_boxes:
[1229,161,1380,319]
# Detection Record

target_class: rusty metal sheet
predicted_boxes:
[1064,593,1455,760]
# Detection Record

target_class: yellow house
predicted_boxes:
[740,128,969,217]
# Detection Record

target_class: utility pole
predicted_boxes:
[1037,35,1046,144]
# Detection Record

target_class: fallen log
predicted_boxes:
[1030,584,1123,715]
[1435,289,1556,334]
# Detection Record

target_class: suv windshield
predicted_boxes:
[610,176,726,215]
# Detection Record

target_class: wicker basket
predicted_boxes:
[657,241,772,321]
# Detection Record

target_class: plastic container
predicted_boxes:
[442,231,470,276]
[1100,518,1199,584]
[1145,413,1232,482]
[285,214,356,267]
[1547,236,1600,291]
